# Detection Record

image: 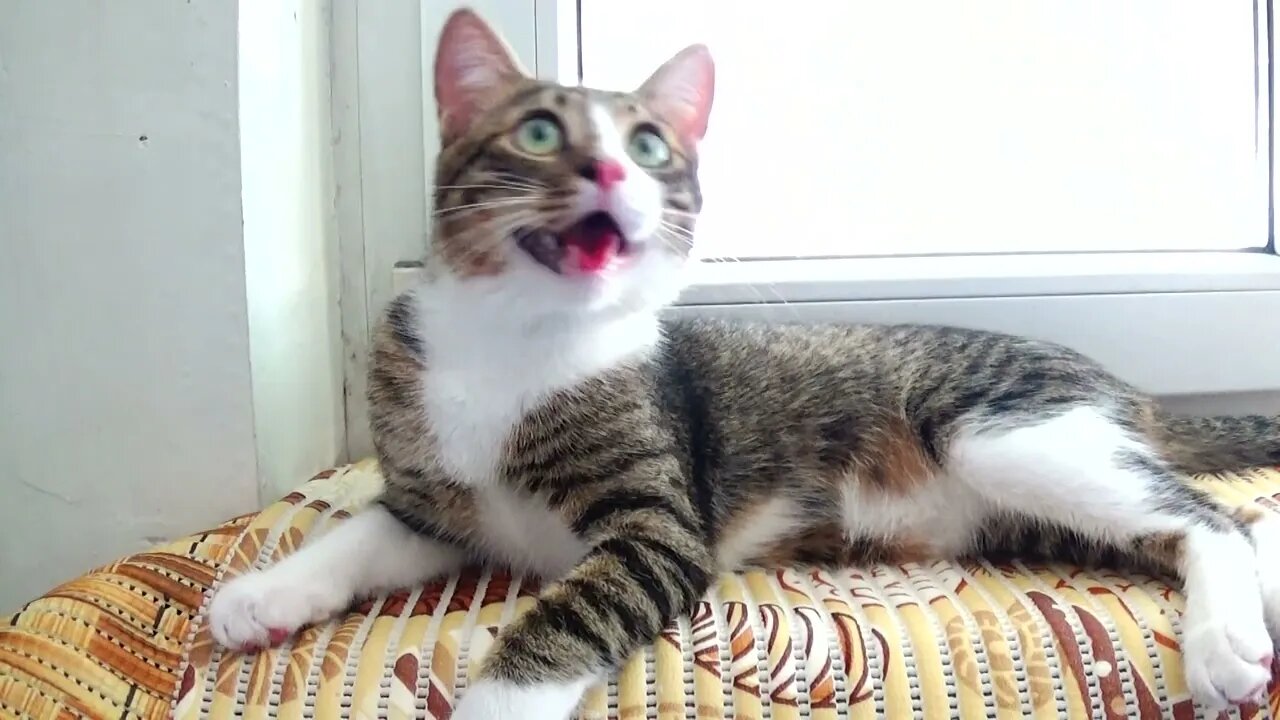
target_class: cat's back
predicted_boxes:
[655,315,1084,396]
[650,316,1128,481]
[652,316,934,444]
[658,315,1111,389]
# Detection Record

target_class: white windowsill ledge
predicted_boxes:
[393,251,1280,301]
[678,251,1280,305]
[662,251,1280,406]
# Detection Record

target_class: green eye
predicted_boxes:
[628,128,671,168]
[515,116,563,155]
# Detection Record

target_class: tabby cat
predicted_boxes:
[209,8,1280,718]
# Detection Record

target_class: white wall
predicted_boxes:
[334,0,540,459]
[0,1,257,608]
[0,0,344,609]
[239,0,345,499]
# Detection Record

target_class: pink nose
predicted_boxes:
[593,159,627,190]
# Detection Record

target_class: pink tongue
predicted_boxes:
[563,226,621,273]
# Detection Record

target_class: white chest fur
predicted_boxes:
[420,365,535,486]
[473,487,589,577]
[412,289,660,575]
[416,291,660,487]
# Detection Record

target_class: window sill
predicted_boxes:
[679,250,1280,305]
[668,251,1280,410]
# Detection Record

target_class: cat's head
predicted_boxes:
[425,9,713,324]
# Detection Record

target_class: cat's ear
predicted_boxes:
[637,44,715,142]
[434,9,528,140]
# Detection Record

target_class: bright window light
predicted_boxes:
[580,2,1268,260]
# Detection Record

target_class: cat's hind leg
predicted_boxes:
[948,406,1273,710]
[208,503,464,651]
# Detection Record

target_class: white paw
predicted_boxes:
[449,678,591,720]
[1250,516,1280,643]
[1182,613,1274,710]
[206,568,349,651]
[1264,587,1280,647]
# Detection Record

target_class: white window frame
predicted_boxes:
[334,0,1280,460]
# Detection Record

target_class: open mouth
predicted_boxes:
[515,211,629,275]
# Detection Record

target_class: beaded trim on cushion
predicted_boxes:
[3,461,1280,719]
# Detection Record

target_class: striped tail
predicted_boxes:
[1159,414,1280,473]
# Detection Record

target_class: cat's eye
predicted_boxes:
[514,116,564,155]
[628,128,671,168]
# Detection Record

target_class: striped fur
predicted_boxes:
[370,312,1280,705]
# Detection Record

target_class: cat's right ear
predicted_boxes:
[434,9,528,141]
[637,44,715,143]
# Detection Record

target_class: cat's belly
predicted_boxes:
[720,478,985,569]
[838,474,986,560]
[472,487,589,578]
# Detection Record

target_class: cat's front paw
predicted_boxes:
[207,568,348,652]
[1182,611,1274,710]
[450,678,588,720]
[1247,515,1280,642]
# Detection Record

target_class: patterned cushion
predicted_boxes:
[3,461,1280,719]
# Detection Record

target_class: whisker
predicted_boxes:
[433,184,544,193]
[489,172,548,188]
[657,229,786,307]
[657,229,697,250]
[432,197,541,218]
[440,210,543,266]
[449,209,540,241]
[658,221,696,239]
[655,228,693,248]
[661,208,701,220]
[698,252,793,309]
[654,229,696,261]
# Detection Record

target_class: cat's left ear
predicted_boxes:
[637,44,715,142]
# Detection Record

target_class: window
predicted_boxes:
[332,0,1280,459]
[581,2,1269,260]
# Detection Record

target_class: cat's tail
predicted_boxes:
[1156,414,1280,474]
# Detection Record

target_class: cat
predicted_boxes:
[208,7,1280,718]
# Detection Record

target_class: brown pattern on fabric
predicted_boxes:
[4,462,1280,718]
[277,640,317,705]
[1007,602,1055,708]
[0,465,344,720]
[318,618,359,683]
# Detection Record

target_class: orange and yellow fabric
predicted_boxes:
[3,460,1280,719]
